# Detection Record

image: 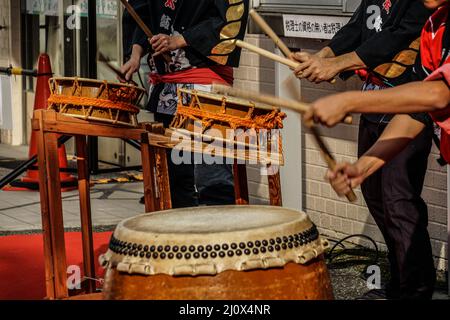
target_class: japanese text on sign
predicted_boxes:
[283,14,350,40]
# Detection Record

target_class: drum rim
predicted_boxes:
[179,88,281,111]
[49,76,147,94]
[116,205,309,236]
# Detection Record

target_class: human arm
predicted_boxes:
[354,0,432,70]
[304,80,450,127]
[181,0,249,64]
[120,44,145,81]
[291,2,365,82]
[149,34,187,57]
[326,115,426,196]
[293,51,366,83]
[293,0,432,83]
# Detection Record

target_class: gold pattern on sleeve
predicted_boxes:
[373,37,421,80]
[209,0,246,64]
[207,55,230,65]
[226,3,245,21]
[220,22,242,39]
[211,40,237,55]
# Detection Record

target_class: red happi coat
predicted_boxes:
[421,4,450,163]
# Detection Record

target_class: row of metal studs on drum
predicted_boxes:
[108,225,319,260]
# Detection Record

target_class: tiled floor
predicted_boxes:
[0,143,146,232]
[0,182,146,232]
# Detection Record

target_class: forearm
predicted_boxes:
[330,51,366,73]
[130,44,145,61]
[173,35,187,49]
[338,80,450,114]
[316,47,336,59]
[355,115,425,178]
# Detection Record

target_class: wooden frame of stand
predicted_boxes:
[33,109,282,300]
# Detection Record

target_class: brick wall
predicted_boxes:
[236,34,448,271]
[234,34,276,205]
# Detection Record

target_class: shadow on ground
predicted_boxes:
[326,245,448,300]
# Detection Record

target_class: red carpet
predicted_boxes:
[0,231,112,300]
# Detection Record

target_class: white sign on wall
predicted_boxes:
[26,0,59,16]
[283,14,351,40]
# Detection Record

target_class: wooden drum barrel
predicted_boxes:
[100,206,334,300]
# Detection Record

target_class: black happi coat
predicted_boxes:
[329,0,432,86]
[123,0,249,68]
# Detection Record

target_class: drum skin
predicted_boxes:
[103,259,333,300]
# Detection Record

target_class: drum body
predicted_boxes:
[101,206,333,300]
[171,89,286,156]
[48,77,145,127]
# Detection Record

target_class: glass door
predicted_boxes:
[22,0,128,169]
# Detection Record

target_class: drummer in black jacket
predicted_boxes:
[121,0,249,209]
[292,0,435,300]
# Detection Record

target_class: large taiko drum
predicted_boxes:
[47,77,146,127]
[100,206,334,300]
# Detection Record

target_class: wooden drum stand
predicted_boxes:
[34,109,283,300]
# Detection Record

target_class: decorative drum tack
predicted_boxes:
[100,205,334,300]
[47,77,146,127]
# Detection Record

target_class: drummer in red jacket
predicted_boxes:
[306,0,450,218]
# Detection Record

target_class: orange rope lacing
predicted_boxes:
[48,95,140,113]
[176,105,286,131]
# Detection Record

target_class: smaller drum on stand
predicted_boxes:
[100,206,334,300]
[47,77,146,127]
[171,89,287,159]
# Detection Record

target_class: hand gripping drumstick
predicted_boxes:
[119,0,172,64]
[98,52,139,87]
[248,10,337,84]
[212,84,353,125]
[234,36,337,84]
[212,84,357,203]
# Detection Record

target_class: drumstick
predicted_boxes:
[212,84,353,125]
[98,52,139,87]
[308,126,357,203]
[235,39,337,84]
[247,11,337,84]
[212,84,357,203]
[119,0,171,64]
[249,9,292,58]
[236,40,298,68]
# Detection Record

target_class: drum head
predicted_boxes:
[101,206,329,277]
[124,205,306,234]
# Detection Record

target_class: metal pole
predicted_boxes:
[87,0,99,173]
[0,136,73,190]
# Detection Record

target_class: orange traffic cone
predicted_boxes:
[4,54,77,191]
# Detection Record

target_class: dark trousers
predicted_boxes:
[155,113,235,208]
[358,117,436,299]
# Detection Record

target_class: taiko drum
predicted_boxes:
[100,205,334,300]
